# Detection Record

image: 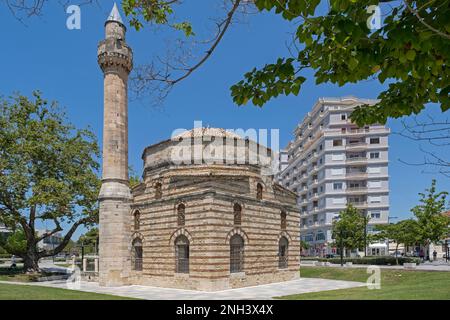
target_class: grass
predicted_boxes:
[0,283,137,300]
[278,266,450,300]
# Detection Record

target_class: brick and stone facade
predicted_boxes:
[128,129,300,291]
[97,5,300,291]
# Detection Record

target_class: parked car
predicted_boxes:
[390,251,403,257]
[325,254,338,259]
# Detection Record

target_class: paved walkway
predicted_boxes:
[0,278,366,300]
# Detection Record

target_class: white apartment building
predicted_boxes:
[277,97,390,257]
[0,223,10,235]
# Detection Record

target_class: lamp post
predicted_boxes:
[364,215,368,257]
[387,216,399,255]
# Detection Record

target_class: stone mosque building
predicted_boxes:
[97,4,300,291]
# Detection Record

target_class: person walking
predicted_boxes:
[10,255,16,269]
[433,250,438,261]
[419,249,425,262]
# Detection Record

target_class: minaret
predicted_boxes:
[97,3,133,287]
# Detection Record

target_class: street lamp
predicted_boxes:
[386,216,399,255]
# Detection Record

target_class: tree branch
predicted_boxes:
[403,0,450,40]
[38,216,94,258]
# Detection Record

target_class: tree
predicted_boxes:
[300,240,309,255]
[77,228,99,254]
[412,180,450,254]
[6,2,448,125]
[123,0,449,125]
[0,92,100,273]
[375,219,420,264]
[332,204,369,264]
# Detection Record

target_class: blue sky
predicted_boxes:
[0,1,448,239]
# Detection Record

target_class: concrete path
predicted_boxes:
[0,278,366,300]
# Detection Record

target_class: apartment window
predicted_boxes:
[341,128,346,133]
[333,197,346,204]
[316,231,326,241]
[333,182,343,190]
[371,211,381,219]
[341,114,347,121]
[370,152,380,159]
[332,154,345,161]
[333,139,343,147]
[370,137,380,144]
[331,168,344,176]
[368,181,382,188]
[368,167,381,174]
[370,196,382,203]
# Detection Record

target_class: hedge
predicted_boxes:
[302,256,421,265]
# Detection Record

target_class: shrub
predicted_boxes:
[304,256,421,265]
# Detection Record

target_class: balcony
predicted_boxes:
[346,171,368,179]
[348,128,370,136]
[311,193,319,199]
[346,186,368,194]
[346,156,367,163]
[346,142,368,150]
[348,201,368,208]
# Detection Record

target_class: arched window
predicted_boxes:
[278,237,289,269]
[134,211,140,230]
[280,211,287,230]
[230,234,244,273]
[233,203,242,225]
[177,204,186,226]
[175,235,189,274]
[256,183,263,200]
[132,238,143,271]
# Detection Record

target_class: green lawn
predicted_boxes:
[0,283,137,300]
[278,267,450,300]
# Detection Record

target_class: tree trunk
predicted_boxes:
[23,248,40,274]
[395,243,399,265]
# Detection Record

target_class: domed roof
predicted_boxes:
[173,127,243,140]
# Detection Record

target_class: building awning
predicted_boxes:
[369,243,387,248]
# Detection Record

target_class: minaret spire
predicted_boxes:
[107,2,124,24]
